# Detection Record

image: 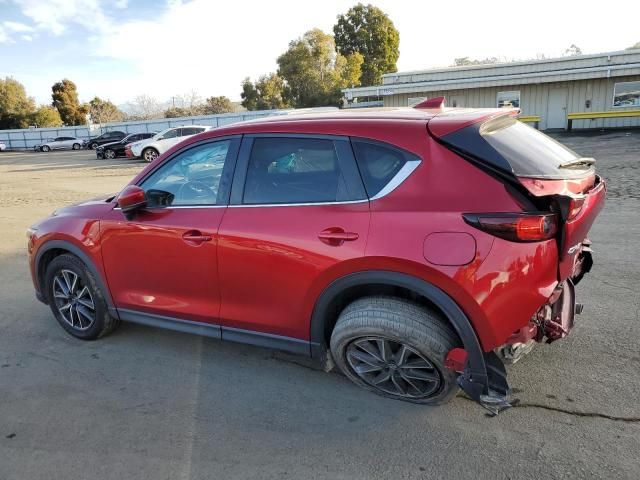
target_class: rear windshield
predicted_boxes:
[441,115,593,179]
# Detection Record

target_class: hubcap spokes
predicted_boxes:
[346,337,441,398]
[52,269,95,331]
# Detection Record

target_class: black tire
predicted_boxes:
[142,147,159,162]
[72,143,81,150]
[103,149,116,159]
[44,254,119,340]
[330,296,461,405]
[41,145,50,152]
[89,142,98,150]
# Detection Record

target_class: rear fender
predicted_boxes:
[310,270,509,412]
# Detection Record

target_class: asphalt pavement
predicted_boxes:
[0,135,638,479]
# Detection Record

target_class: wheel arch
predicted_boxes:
[35,240,118,318]
[309,270,488,390]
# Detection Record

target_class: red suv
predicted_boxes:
[27,100,605,413]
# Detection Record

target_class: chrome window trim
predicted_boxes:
[113,204,227,211]
[228,199,369,208]
[369,159,422,200]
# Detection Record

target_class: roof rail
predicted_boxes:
[413,96,446,111]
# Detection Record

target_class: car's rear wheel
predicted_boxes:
[41,145,50,152]
[142,147,159,162]
[44,254,119,340]
[72,143,81,150]
[89,142,98,150]
[330,296,460,405]
[103,149,116,159]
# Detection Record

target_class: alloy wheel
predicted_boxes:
[346,337,442,398]
[104,149,115,159]
[144,149,158,162]
[51,269,96,331]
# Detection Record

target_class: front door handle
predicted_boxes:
[182,230,213,245]
[318,228,359,246]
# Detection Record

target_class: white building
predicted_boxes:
[343,49,640,130]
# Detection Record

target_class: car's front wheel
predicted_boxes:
[330,296,460,405]
[72,143,81,150]
[142,147,159,162]
[89,142,98,150]
[103,149,116,159]
[44,254,119,340]
[41,145,50,152]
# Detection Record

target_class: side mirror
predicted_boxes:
[117,185,147,217]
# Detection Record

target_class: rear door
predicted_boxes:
[217,134,370,342]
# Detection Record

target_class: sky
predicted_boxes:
[0,0,639,107]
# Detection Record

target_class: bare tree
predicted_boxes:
[172,89,203,115]
[125,94,164,120]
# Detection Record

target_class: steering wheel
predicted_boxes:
[176,181,216,204]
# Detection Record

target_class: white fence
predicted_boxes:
[0,109,289,150]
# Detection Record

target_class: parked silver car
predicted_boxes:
[37,136,83,152]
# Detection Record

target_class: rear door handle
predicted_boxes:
[182,230,213,245]
[318,228,359,246]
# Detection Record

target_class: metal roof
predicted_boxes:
[343,49,640,97]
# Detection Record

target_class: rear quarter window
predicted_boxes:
[351,140,416,197]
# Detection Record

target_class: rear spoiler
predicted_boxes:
[418,96,520,138]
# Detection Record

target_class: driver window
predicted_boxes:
[157,129,179,141]
[140,140,231,207]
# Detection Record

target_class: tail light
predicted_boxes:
[463,213,558,242]
[567,197,585,221]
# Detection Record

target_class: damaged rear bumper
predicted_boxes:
[445,248,592,415]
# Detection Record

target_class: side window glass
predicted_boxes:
[158,129,179,140]
[140,140,231,207]
[351,140,411,197]
[243,137,349,205]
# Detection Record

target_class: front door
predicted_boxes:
[100,137,239,324]
[547,88,568,129]
[217,135,370,341]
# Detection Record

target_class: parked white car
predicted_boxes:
[0,142,6,152]
[38,136,83,152]
[128,125,212,162]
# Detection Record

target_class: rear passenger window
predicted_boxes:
[351,140,411,197]
[243,137,351,204]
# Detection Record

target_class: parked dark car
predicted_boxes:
[27,100,605,413]
[96,132,156,159]
[83,131,127,150]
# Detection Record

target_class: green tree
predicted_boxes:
[51,79,88,125]
[277,29,361,108]
[199,96,234,114]
[163,106,190,118]
[30,106,63,127]
[0,77,35,129]
[336,51,364,89]
[88,96,124,125]
[241,74,290,110]
[334,3,399,86]
[564,44,582,56]
[452,56,499,67]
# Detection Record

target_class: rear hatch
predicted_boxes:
[428,110,605,281]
